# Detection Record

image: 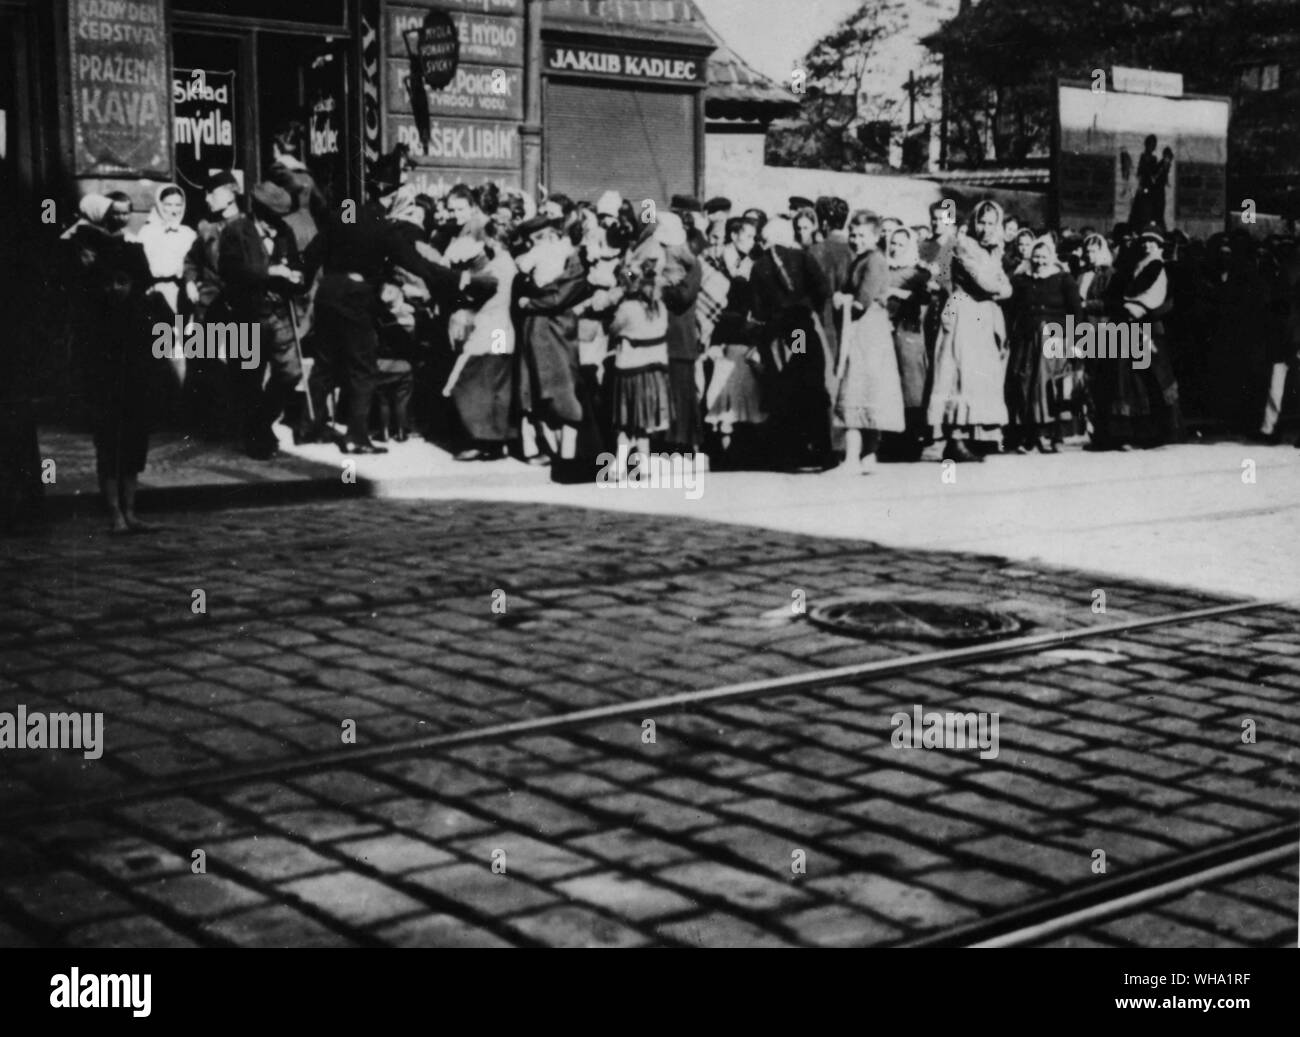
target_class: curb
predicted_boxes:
[39,476,360,522]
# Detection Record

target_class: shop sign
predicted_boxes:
[69,0,171,176]
[389,7,524,67]
[543,42,707,86]
[388,115,518,167]
[387,60,523,120]
[172,69,235,165]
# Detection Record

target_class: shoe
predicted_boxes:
[394,430,409,443]
[374,429,389,443]
[1037,439,1061,454]
[942,440,983,463]
[525,454,551,467]
[339,440,388,455]
[454,448,484,462]
[858,453,878,475]
[1250,430,1283,446]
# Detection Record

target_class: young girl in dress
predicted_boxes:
[609,237,671,476]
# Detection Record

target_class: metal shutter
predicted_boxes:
[545,79,696,206]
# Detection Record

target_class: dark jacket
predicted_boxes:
[217,214,300,322]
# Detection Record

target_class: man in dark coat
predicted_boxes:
[218,180,307,458]
[750,216,833,470]
[301,147,441,454]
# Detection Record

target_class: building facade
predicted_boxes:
[0,0,790,221]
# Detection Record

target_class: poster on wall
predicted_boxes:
[1056,81,1230,238]
[69,0,172,178]
[172,68,235,196]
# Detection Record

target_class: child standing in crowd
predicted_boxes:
[609,237,672,476]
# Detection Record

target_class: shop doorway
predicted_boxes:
[257,32,353,208]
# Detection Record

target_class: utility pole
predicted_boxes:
[521,0,543,200]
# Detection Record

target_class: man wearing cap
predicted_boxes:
[301,146,440,454]
[218,180,308,459]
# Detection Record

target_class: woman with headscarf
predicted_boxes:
[135,184,199,316]
[831,211,905,474]
[62,193,159,533]
[1005,236,1083,452]
[134,184,199,394]
[793,206,821,248]
[926,200,1013,462]
[886,226,931,460]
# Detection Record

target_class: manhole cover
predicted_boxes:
[807,598,1026,643]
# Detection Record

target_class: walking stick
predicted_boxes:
[287,296,315,423]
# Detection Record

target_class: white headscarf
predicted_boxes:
[137,183,197,309]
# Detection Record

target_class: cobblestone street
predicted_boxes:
[1,495,1296,947]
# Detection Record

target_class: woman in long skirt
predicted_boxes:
[1005,236,1082,452]
[442,233,518,461]
[926,201,1014,462]
[831,211,905,474]
[704,216,767,457]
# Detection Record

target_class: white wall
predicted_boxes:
[705,151,944,225]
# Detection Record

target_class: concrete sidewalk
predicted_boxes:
[31,423,1300,602]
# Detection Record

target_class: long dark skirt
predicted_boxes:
[760,314,831,466]
[453,354,514,443]
[1006,319,1076,442]
[664,357,702,450]
[1090,326,1183,445]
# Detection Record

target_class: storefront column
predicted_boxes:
[521,0,542,199]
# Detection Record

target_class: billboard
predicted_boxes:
[1055,81,1230,239]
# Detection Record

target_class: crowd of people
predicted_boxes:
[58,135,1300,528]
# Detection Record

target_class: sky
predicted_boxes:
[693,0,863,83]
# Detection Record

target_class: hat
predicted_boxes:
[518,213,561,237]
[367,144,412,194]
[251,181,293,216]
[1138,224,1165,245]
[205,170,240,193]
[595,190,623,218]
[670,194,702,213]
[703,196,732,215]
[788,195,815,213]
[444,236,486,266]
[653,211,687,248]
